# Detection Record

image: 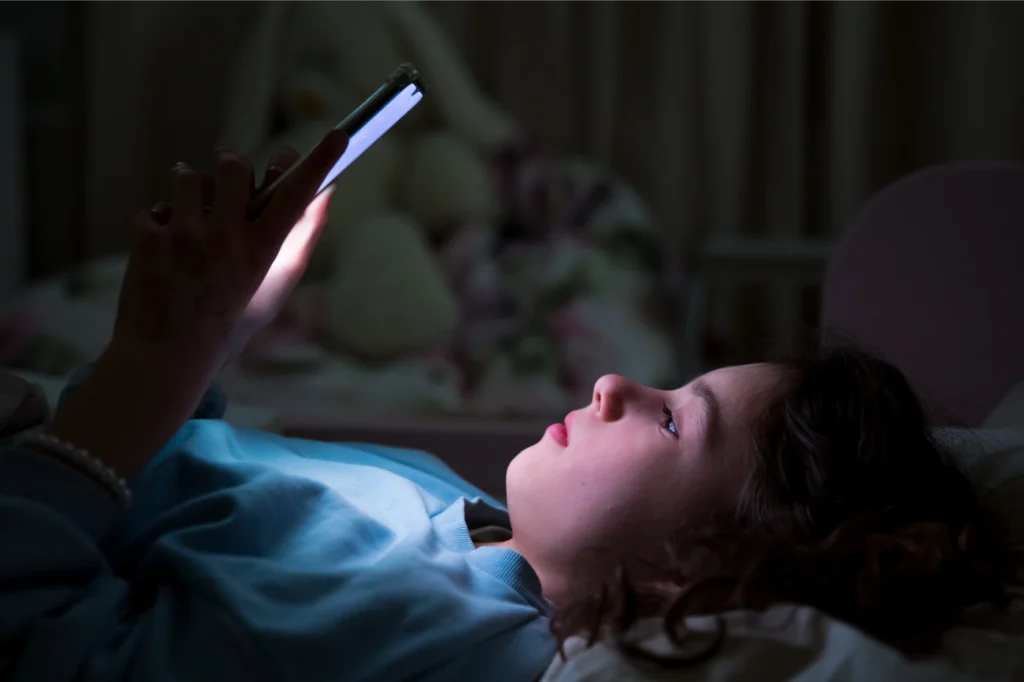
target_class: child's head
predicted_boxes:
[505,360,782,601]
[505,347,1007,654]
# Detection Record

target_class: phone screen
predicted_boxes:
[316,83,424,195]
[249,68,425,218]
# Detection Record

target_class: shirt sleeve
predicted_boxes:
[0,367,237,681]
[0,445,556,682]
[0,445,277,682]
[0,446,121,680]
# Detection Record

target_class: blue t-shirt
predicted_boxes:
[0,382,556,682]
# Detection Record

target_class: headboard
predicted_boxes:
[821,163,1024,427]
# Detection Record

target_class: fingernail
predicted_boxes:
[150,201,172,223]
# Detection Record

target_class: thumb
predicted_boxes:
[257,130,347,245]
[275,186,334,270]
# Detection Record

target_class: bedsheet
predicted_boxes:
[540,602,1024,682]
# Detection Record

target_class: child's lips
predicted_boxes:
[546,423,568,447]
[546,410,577,448]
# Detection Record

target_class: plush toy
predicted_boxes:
[214,2,681,417]
[221,1,520,361]
[447,155,681,414]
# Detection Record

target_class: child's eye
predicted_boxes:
[661,405,678,437]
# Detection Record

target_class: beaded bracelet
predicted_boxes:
[20,432,133,508]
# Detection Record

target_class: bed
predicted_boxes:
[538,163,1024,681]
[2,164,1023,681]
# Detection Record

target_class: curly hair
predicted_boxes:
[550,347,1016,665]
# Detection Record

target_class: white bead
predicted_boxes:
[20,431,132,508]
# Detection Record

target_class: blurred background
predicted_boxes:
[1,0,1023,436]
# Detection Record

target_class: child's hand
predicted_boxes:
[111,131,347,379]
[226,184,335,363]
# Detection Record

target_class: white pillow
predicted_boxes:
[935,380,1024,574]
[540,605,1010,682]
[983,382,1024,431]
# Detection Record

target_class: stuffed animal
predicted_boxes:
[215,2,681,417]
[221,1,520,361]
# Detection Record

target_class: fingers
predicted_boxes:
[211,145,253,226]
[247,187,335,322]
[247,146,301,220]
[155,136,336,271]
[150,201,172,225]
[148,173,212,226]
[129,208,175,270]
[129,208,162,244]
[202,174,216,211]
[258,146,301,193]
[274,186,335,269]
[167,163,215,276]
[257,130,347,246]
[303,186,334,225]
[296,187,334,250]
[170,163,204,228]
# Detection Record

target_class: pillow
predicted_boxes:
[935,379,1024,575]
[540,605,1010,682]
[983,381,1024,431]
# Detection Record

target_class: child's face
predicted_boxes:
[504,363,783,602]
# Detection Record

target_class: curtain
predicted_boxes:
[429,0,1024,364]
[75,1,1024,366]
[79,1,260,260]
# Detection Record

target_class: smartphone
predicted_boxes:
[251,63,427,215]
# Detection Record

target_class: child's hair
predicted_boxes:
[551,347,1015,664]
